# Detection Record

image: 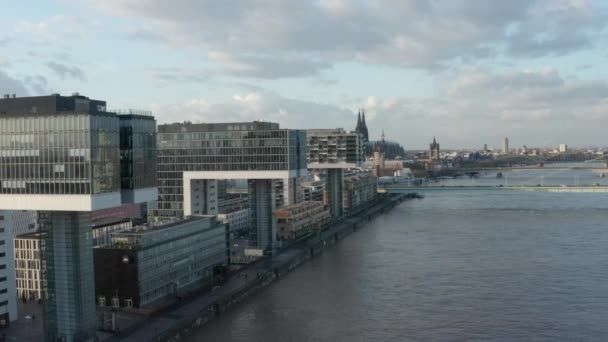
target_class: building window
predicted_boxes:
[0,289,6,294]
[0,265,5,270]
[0,277,6,283]
[124,298,133,308]
[111,297,120,308]
[98,296,106,307]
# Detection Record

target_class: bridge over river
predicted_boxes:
[453,166,608,173]
[379,185,608,193]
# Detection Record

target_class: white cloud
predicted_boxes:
[360,67,608,147]
[0,70,28,95]
[47,62,86,81]
[85,0,606,78]
[208,51,330,79]
[146,67,208,84]
[131,65,608,148]
[150,88,355,130]
[0,70,48,96]
[13,15,89,43]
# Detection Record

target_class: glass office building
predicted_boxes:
[0,111,120,195]
[118,111,157,191]
[150,121,307,220]
[94,216,228,308]
[0,93,157,341]
[0,107,157,199]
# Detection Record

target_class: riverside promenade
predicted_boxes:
[106,194,407,342]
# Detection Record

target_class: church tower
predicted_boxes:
[373,129,386,177]
[361,109,369,143]
[429,137,440,160]
[355,108,369,143]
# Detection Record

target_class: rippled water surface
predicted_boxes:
[188,169,608,342]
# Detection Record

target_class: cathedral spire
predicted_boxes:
[361,109,367,129]
[356,110,362,132]
[361,109,369,143]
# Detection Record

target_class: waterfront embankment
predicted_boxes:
[108,194,408,342]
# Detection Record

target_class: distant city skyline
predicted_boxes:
[2,1,608,148]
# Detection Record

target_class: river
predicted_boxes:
[187,167,608,342]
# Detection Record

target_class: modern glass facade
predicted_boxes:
[91,218,132,248]
[39,211,96,341]
[94,216,229,308]
[0,94,158,341]
[150,122,307,220]
[0,113,120,195]
[118,112,157,190]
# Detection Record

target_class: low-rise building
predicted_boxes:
[94,216,229,309]
[274,202,331,241]
[301,181,325,202]
[217,196,250,237]
[343,172,377,216]
[229,239,257,264]
[217,209,250,237]
[92,217,132,248]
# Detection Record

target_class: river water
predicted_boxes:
[187,166,608,342]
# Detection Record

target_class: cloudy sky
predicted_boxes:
[1,0,608,149]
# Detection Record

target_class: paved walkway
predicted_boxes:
[2,300,43,341]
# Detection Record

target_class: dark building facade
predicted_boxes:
[118,111,158,203]
[94,216,228,309]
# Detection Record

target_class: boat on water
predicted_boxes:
[496,172,503,178]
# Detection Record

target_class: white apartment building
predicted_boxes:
[14,232,42,300]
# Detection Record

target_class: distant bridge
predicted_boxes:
[453,166,608,172]
[379,185,608,193]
